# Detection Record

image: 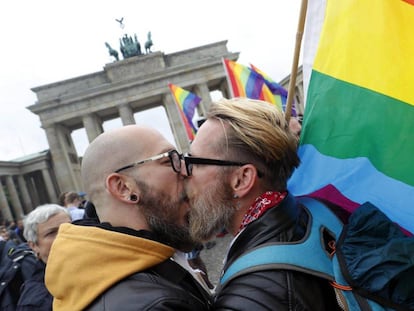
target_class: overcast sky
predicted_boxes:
[0,0,302,161]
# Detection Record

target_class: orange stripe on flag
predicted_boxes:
[403,0,414,5]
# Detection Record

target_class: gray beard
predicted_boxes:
[188,178,235,242]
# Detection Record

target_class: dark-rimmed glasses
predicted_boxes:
[183,154,263,177]
[114,150,182,173]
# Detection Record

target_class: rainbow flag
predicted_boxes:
[250,64,296,116]
[168,83,201,141]
[288,0,414,234]
[223,59,282,111]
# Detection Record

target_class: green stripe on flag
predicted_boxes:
[302,71,414,187]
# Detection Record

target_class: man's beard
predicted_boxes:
[137,181,196,252]
[188,178,235,242]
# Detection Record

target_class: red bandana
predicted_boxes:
[238,191,287,233]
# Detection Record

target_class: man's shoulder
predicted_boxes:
[216,268,338,310]
[87,269,210,310]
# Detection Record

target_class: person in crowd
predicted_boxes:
[0,225,10,241]
[17,204,71,310]
[57,192,67,207]
[15,219,26,243]
[5,220,16,230]
[3,220,23,244]
[77,191,87,208]
[181,97,340,310]
[45,125,212,310]
[59,191,85,221]
[75,200,100,225]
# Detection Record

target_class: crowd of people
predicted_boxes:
[0,219,26,245]
[0,97,348,311]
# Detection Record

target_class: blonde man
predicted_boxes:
[182,98,340,310]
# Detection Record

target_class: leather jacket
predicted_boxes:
[213,194,340,311]
[86,259,211,311]
[46,223,211,310]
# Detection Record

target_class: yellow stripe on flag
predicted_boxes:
[313,0,414,105]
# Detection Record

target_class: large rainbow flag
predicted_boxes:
[223,59,283,111]
[168,83,201,141]
[288,0,414,234]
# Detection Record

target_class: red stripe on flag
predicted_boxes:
[403,0,414,5]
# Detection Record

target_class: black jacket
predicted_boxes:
[86,259,212,311]
[17,260,52,311]
[0,241,37,311]
[213,194,340,311]
[46,223,212,310]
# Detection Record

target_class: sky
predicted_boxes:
[0,0,302,161]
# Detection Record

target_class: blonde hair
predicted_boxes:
[207,97,300,189]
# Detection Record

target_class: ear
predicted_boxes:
[28,241,40,258]
[106,173,140,204]
[28,241,36,252]
[230,164,257,198]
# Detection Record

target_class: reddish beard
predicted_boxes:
[136,180,195,252]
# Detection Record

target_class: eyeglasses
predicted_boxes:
[183,154,257,177]
[114,150,182,173]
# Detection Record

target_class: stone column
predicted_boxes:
[41,168,58,203]
[83,113,104,143]
[220,80,230,99]
[44,125,80,192]
[163,94,190,153]
[5,175,24,219]
[119,103,136,125]
[17,175,32,214]
[0,179,13,221]
[193,83,212,116]
[26,177,40,210]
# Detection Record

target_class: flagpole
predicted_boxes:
[222,58,235,98]
[285,0,308,122]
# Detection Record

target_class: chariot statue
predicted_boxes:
[120,33,142,59]
[104,18,154,61]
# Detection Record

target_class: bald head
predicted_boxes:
[81,125,174,204]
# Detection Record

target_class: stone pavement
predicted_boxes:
[199,233,233,287]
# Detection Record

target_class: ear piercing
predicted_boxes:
[130,194,138,202]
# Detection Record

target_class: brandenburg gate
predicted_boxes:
[28,40,238,195]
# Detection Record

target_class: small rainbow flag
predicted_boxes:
[288,0,414,235]
[223,59,282,111]
[250,64,296,117]
[168,83,201,141]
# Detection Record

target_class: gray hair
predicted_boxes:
[23,204,70,244]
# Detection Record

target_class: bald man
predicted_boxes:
[45,125,211,311]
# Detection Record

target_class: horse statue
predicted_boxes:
[145,31,153,54]
[105,42,119,61]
